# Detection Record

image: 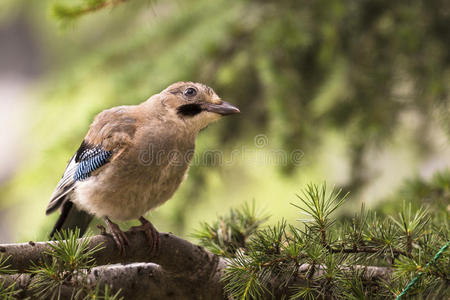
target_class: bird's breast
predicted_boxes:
[73,137,195,221]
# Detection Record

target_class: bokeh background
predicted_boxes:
[0,0,449,243]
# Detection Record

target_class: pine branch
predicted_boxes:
[326,245,410,257]
[2,263,213,299]
[0,230,225,279]
[0,230,394,299]
[1,261,392,300]
[1,179,447,298]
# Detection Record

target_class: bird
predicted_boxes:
[46,82,240,254]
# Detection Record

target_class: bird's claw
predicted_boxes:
[104,217,129,256]
[97,224,107,235]
[131,216,160,258]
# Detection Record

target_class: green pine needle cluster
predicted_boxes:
[292,184,347,247]
[196,177,449,299]
[0,254,15,275]
[29,229,104,299]
[0,281,20,300]
[193,202,269,257]
[1,229,123,300]
[0,254,19,300]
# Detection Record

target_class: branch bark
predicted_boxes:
[1,230,226,299]
[2,262,222,299]
[0,231,223,275]
[0,231,393,299]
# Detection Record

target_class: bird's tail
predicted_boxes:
[50,200,93,239]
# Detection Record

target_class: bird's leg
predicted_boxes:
[131,216,160,257]
[104,217,129,255]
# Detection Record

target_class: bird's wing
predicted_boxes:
[46,141,112,215]
[46,106,137,215]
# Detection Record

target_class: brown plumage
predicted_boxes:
[46,82,239,253]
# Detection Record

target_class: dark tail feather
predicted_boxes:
[50,201,93,239]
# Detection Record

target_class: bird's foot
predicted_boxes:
[131,216,160,258]
[104,217,129,255]
[97,224,107,235]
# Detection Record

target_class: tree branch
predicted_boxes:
[0,231,223,276]
[1,230,226,299]
[0,231,393,299]
[327,245,410,258]
[2,262,223,299]
[2,262,392,299]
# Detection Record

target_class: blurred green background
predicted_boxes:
[0,0,448,243]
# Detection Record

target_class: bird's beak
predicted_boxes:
[205,101,240,116]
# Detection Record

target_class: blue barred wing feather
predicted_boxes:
[74,146,111,181]
[46,141,111,214]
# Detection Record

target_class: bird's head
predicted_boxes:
[160,82,240,131]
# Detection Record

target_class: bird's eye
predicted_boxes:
[184,87,197,97]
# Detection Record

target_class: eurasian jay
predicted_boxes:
[46,82,240,253]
